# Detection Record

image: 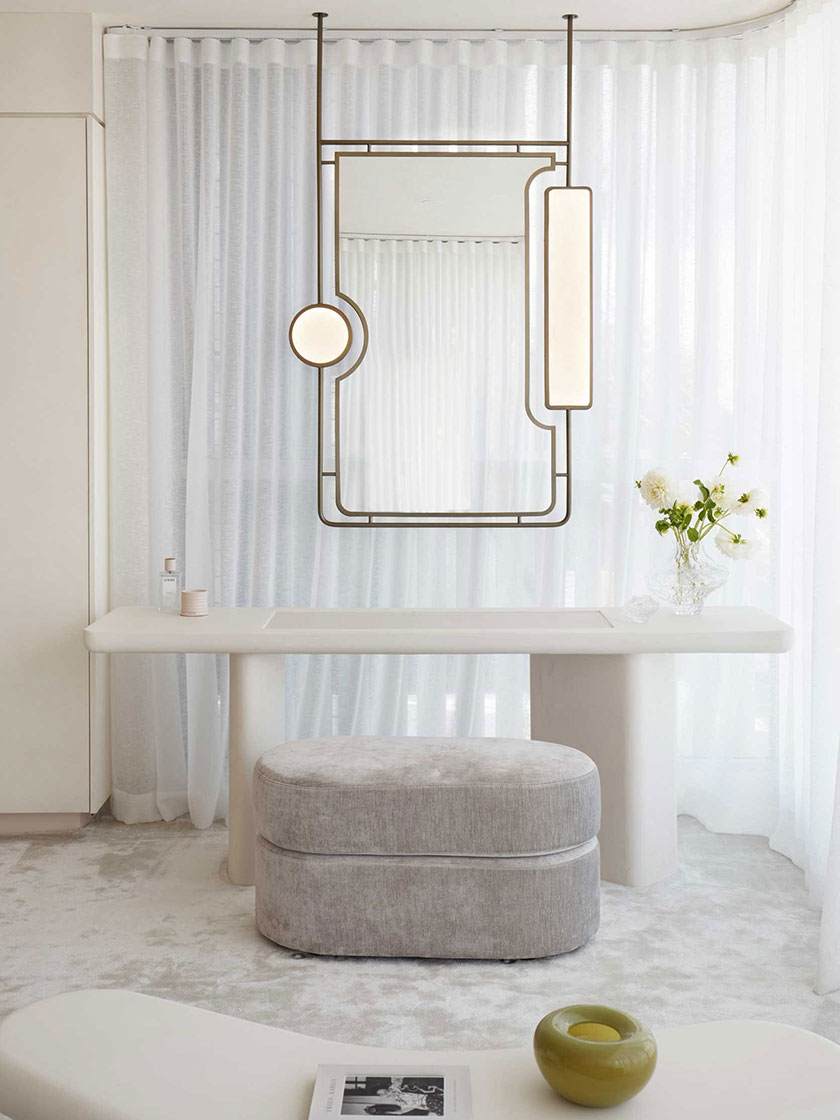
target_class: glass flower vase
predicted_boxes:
[645,537,727,616]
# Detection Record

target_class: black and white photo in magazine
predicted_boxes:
[340,1073,445,1115]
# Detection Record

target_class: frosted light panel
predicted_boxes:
[546,188,592,409]
[290,305,351,367]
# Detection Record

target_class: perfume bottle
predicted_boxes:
[159,557,182,613]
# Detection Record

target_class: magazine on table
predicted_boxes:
[307,1065,472,1119]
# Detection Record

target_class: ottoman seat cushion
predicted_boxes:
[254,735,600,857]
[253,735,601,959]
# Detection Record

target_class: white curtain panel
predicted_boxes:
[339,236,552,513]
[104,0,840,988]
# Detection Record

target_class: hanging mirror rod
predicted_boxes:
[109,1,797,43]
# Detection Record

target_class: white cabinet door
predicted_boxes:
[0,116,90,812]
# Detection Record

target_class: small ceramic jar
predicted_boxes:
[180,589,209,617]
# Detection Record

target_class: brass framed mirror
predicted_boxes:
[291,13,592,528]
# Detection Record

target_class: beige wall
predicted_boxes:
[0,11,109,825]
[0,12,103,117]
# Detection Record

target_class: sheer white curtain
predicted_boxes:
[339,235,552,513]
[104,0,840,987]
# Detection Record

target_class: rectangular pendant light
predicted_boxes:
[545,186,592,410]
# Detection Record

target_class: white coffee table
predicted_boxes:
[84,606,793,888]
[0,990,837,1120]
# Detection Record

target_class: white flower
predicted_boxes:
[736,487,770,517]
[705,474,741,514]
[638,469,677,511]
[674,479,699,510]
[714,530,767,560]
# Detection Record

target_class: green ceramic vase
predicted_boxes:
[533,1004,657,1108]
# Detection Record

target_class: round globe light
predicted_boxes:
[289,304,352,367]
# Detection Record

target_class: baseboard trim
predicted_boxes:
[0,813,93,836]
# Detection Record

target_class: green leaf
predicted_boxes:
[687,527,699,542]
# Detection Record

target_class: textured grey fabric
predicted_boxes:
[255,836,600,959]
[253,736,600,857]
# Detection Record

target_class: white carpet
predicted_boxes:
[1,815,839,1049]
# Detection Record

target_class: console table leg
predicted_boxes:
[529,653,678,887]
[228,653,285,886]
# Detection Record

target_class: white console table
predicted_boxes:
[84,606,793,888]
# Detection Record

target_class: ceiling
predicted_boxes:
[5,0,795,34]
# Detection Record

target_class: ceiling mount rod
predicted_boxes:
[314,11,327,305]
[564,14,576,187]
[106,4,798,43]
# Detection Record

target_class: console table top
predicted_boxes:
[84,605,794,655]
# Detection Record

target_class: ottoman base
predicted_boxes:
[255,837,600,960]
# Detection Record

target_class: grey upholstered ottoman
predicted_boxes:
[253,736,600,960]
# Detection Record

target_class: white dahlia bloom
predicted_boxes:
[675,479,698,509]
[736,487,770,517]
[706,474,741,513]
[638,469,677,511]
[714,530,767,560]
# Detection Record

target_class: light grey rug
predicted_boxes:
[1,815,839,1049]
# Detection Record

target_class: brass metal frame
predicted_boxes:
[331,150,562,521]
[301,10,589,528]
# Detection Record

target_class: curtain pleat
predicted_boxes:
[105,0,840,988]
[339,236,549,513]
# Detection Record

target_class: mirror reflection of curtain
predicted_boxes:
[339,235,552,514]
